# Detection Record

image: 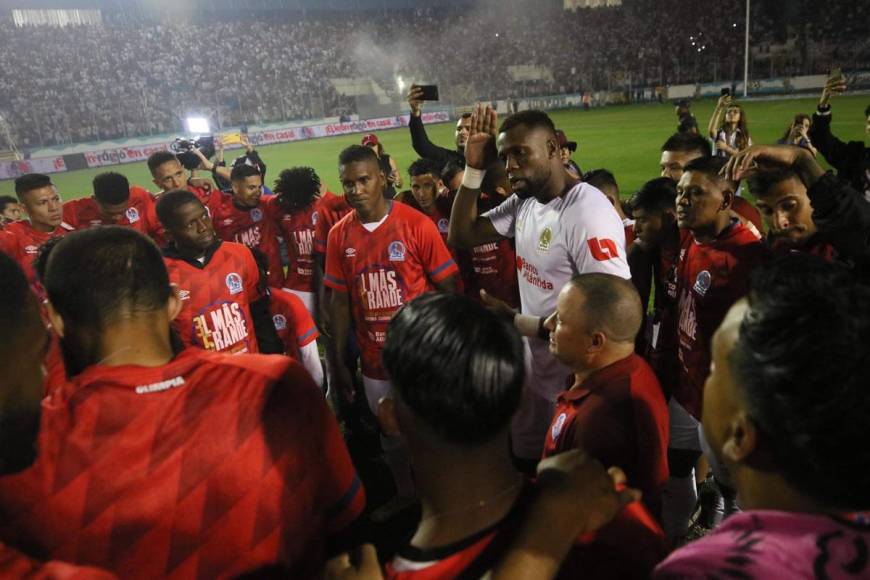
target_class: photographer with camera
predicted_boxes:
[200,134,273,195]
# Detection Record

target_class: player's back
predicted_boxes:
[0,347,364,580]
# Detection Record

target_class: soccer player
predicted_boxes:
[0,227,365,578]
[62,172,164,242]
[207,163,284,288]
[655,255,870,577]
[0,195,23,225]
[376,293,666,578]
[671,156,767,534]
[542,274,669,519]
[156,189,283,355]
[658,133,763,237]
[583,168,635,245]
[147,150,213,200]
[325,145,458,520]
[0,254,116,578]
[270,166,323,314]
[0,174,72,290]
[449,106,630,465]
[251,248,323,390]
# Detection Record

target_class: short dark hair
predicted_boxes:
[155,189,203,230]
[459,112,472,120]
[747,167,801,198]
[568,274,642,342]
[0,253,32,353]
[383,293,525,447]
[682,155,731,187]
[440,158,465,185]
[732,254,870,509]
[147,151,179,175]
[273,167,321,212]
[338,145,379,168]
[14,174,52,199]
[583,169,618,192]
[629,177,678,213]
[230,163,262,182]
[43,227,171,334]
[0,195,18,213]
[408,158,442,180]
[677,114,699,134]
[498,109,556,136]
[661,132,711,157]
[92,172,130,205]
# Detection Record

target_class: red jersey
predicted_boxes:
[270,198,318,293]
[269,287,319,360]
[324,202,459,379]
[164,241,262,354]
[0,541,116,579]
[542,354,669,519]
[674,224,767,419]
[62,186,164,244]
[0,348,365,579]
[312,192,352,255]
[385,484,665,580]
[624,220,636,247]
[206,192,284,288]
[731,196,764,240]
[0,220,73,289]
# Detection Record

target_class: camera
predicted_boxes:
[170,136,215,170]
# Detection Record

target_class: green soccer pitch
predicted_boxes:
[1,95,867,200]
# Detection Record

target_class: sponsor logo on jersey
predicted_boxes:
[551,412,567,441]
[677,288,697,340]
[222,218,234,226]
[388,241,406,261]
[24,244,38,254]
[273,313,288,331]
[473,242,499,254]
[359,269,403,311]
[437,218,449,233]
[538,227,552,252]
[234,226,262,248]
[693,270,712,297]
[125,207,140,223]
[226,272,244,295]
[293,229,314,256]
[250,208,263,222]
[345,248,357,258]
[178,289,191,301]
[135,376,185,395]
[516,255,554,290]
[193,301,250,352]
[587,237,619,261]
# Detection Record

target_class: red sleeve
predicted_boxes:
[313,198,332,255]
[133,186,165,245]
[323,224,347,292]
[0,229,16,258]
[413,212,459,283]
[60,198,85,230]
[0,541,117,580]
[285,291,319,347]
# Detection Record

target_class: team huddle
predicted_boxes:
[0,80,869,580]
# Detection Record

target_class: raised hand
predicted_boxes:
[407,85,424,117]
[464,103,499,170]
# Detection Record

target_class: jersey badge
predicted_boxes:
[551,412,567,441]
[125,207,140,223]
[388,241,406,262]
[437,218,449,233]
[693,270,712,297]
[251,208,263,222]
[538,227,552,252]
[225,272,244,295]
[587,237,619,261]
[312,211,319,226]
[272,314,287,330]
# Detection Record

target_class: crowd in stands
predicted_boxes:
[1,0,868,148]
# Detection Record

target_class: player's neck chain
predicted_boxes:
[95,346,135,366]
[419,475,524,524]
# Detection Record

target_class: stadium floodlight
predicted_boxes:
[185,116,210,134]
[396,76,405,93]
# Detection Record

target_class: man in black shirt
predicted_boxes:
[407,84,471,170]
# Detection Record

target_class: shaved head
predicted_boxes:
[567,274,642,342]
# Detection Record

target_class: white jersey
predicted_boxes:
[485,181,630,399]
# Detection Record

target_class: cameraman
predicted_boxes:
[201,134,273,195]
[407,84,470,170]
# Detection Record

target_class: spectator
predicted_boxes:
[406,84,469,171]
[777,114,818,157]
[707,94,752,158]
[556,129,582,178]
[0,196,23,225]
[584,169,634,245]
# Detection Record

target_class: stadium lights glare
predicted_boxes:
[396,76,405,93]
[185,116,210,134]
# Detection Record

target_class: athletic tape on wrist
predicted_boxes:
[462,167,486,190]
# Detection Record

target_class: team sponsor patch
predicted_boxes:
[135,376,185,395]
[388,241,406,261]
[551,412,568,441]
[125,207,140,223]
[437,218,449,233]
[251,208,263,222]
[273,314,288,330]
[538,227,552,252]
[226,272,244,295]
[693,270,712,296]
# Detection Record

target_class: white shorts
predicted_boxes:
[282,288,315,318]
[669,398,702,451]
[511,386,556,461]
[362,375,392,417]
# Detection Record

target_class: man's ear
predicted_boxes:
[588,331,606,354]
[44,301,64,338]
[378,396,401,437]
[720,187,735,212]
[721,412,758,464]
[167,285,183,322]
[547,138,559,160]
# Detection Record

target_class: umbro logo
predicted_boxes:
[345,248,357,258]
[178,289,191,301]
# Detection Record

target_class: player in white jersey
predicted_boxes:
[449,106,630,465]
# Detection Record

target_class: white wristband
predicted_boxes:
[461,166,486,190]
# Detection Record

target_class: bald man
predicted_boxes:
[543,274,669,519]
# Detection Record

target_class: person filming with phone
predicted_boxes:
[707,89,752,159]
[407,84,471,170]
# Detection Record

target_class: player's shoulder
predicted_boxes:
[196,349,293,382]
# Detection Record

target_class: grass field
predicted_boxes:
[2,95,867,200]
